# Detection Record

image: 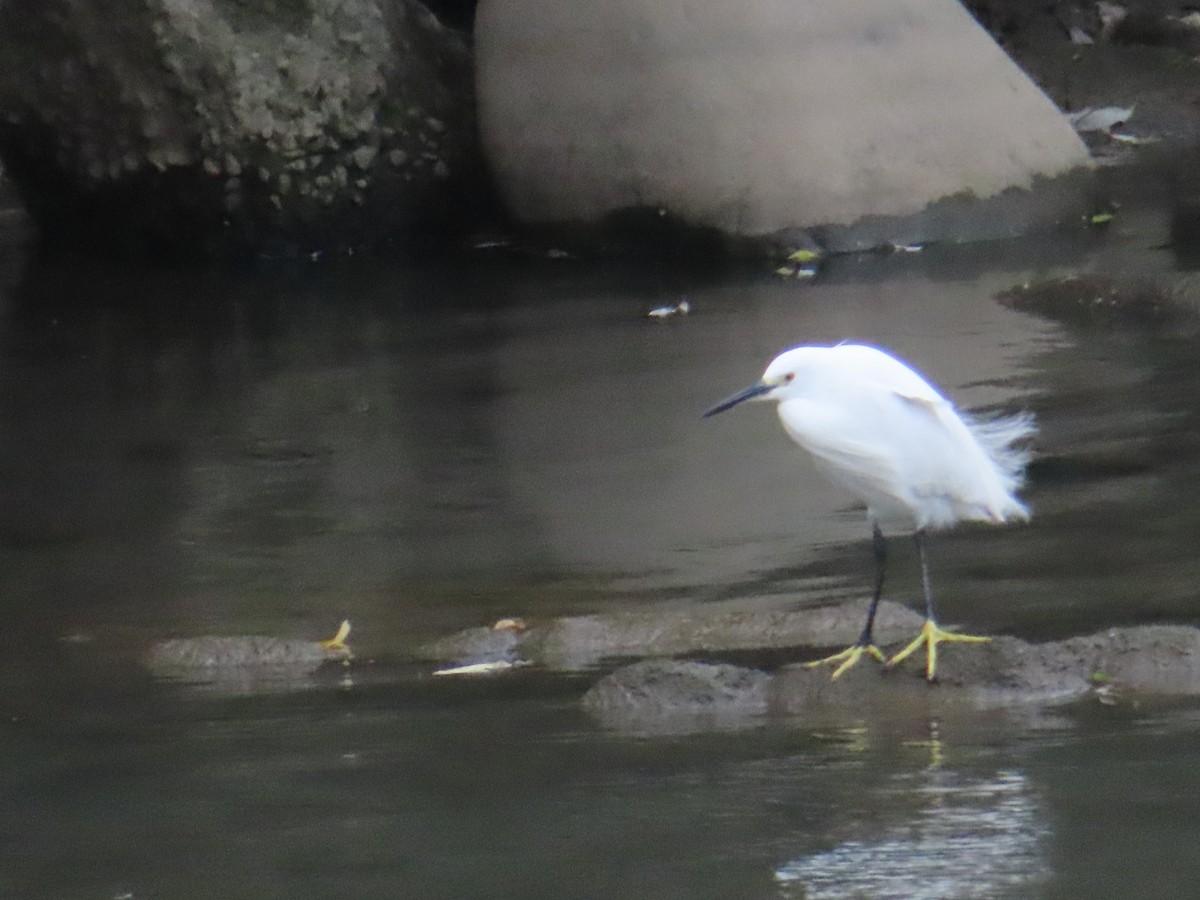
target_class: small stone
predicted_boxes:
[224,154,242,177]
[202,157,220,176]
[387,149,408,167]
[424,116,446,134]
[433,160,450,179]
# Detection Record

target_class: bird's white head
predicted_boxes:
[703,349,803,418]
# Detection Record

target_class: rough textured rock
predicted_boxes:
[579,625,1200,732]
[999,273,1200,333]
[144,624,352,692]
[419,597,926,671]
[581,659,771,732]
[146,634,349,670]
[474,0,1091,246]
[0,0,481,257]
[771,626,1200,714]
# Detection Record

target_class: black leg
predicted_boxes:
[914,528,938,624]
[856,522,887,646]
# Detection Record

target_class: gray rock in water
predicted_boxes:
[145,620,352,690]
[420,597,925,672]
[146,635,346,671]
[582,659,772,733]
[420,618,529,669]
[0,0,481,257]
[583,626,1200,732]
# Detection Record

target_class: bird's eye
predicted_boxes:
[784,372,795,383]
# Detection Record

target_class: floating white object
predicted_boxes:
[646,298,692,319]
[1067,106,1134,133]
[432,660,528,677]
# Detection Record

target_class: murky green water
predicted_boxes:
[2,214,1200,898]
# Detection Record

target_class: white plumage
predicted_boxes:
[762,344,1033,530]
[704,343,1035,680]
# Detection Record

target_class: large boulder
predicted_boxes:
[0,0,482,257]
[475,0,1092,248]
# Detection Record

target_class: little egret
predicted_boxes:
[704,343,1034,681]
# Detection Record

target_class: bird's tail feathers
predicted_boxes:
[964,409,1037,509]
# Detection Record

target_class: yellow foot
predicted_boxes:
[886,619,990,681]
[805,642,886,679]
[320,619,352,653]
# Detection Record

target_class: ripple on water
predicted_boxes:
[774,768,1050,899]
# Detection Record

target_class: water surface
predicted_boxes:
[2,221,1200,897]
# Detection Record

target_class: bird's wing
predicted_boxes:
[891,390,947,420]
[784,414,906,504]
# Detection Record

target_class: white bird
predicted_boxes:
[704,343,1035,681]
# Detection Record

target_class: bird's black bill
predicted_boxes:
[702,381,772,418]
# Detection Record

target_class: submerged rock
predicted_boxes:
[145,620,352,685]
[582,659,771,732]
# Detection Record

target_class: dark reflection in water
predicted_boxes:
[2,226,1200,897]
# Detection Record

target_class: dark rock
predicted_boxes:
[771,624,1200,718]
[0,0,485,258]
[577,625,1200,732]
[146,634,348,670]
[144,625,352,693]
[999,274,1200,332]
[581,659,771,732]
[769,635,1091,719]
